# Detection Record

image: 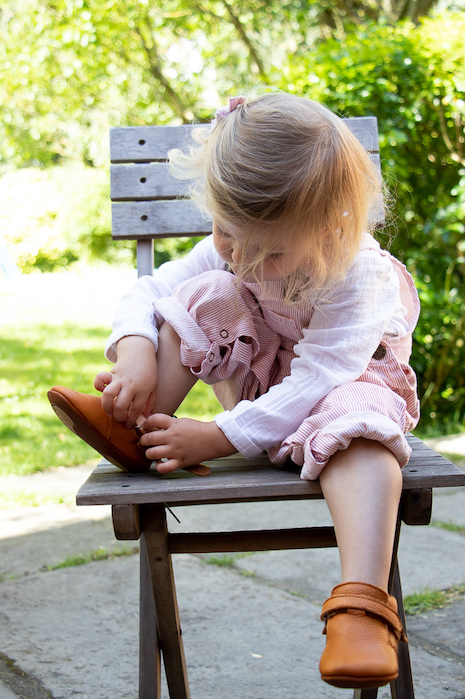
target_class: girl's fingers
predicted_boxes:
[94,371,114,392]
[142,390,159,418]
[142,413,175,433]
[112,390,137,423]
[139,427,172,449]
[155,459,179,474]
[124,394,150,428]
[101,380,122,415]
[143,444,171,461]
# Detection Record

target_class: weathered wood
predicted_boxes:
[76,436,465,507]
[167,526,337,554]
[110,124,200,163]
[110,117,380,164]
[109,118,383,242]
[110,155,381,203]
[111,163,194,201]
[112,191,381,239]
[354,688,379,699]
[137,239,154,278]
[139,535,161,699]
[345,116,380,152]
[112,504,141,540]
[401,489,433,526]
[141,505,190,699]
[390,562,415,699]
[111,200,212,239]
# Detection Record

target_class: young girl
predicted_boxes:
[49,93,419,689]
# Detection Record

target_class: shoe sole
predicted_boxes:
[48,388,212,477]
[321,673,397,689]
[48,388,151,472]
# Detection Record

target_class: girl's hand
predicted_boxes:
[94,336,158,427]
[138,415,236,472]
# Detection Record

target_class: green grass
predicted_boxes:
[41,545,139,571]
[0,319,221,476]
[203,552,256,568]
[431,520,465,534]
[0,485,73,509]
[404,584,465,615]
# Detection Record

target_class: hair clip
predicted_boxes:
[211,95,247,129]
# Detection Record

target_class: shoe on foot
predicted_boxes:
[319,581,407,689]
[47,385,211,476]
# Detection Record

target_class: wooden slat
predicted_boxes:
[111,158,382,239]
[76,436,465,507]
[110,118,379,164]
[344,116,379,152]
[111,154,381,203]
[77,455,324,507]
[110,163,194,201]
[110,124,201,163]
[111,200,212,239]
[167,526,337,553]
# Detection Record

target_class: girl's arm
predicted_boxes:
[105,236,224,361]
[215,249,406,457]
[95,335,158,425]
[98,236,223,423]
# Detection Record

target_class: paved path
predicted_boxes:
[0,439,464,698]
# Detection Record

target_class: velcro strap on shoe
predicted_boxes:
[321,594,407,641]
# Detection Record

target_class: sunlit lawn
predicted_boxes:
[0,266,221,476]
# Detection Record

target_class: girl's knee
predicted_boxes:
[173,269,239,306]
[325,438,402,486]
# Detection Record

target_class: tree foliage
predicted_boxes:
[277,13,465,428]
[0,0,445,167]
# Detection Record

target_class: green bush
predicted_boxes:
[279,12,465,431]
[1,165,199,273]
[1,165,128,272]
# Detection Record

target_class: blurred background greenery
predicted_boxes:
[1,0,464,475]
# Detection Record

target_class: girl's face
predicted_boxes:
[212,220,308,282]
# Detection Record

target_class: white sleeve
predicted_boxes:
[105,236,223,361]
[215,250,402,457]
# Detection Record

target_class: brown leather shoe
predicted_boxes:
[319,581,407,689]
[47,385,211,476]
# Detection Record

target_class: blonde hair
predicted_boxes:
[169,93,384,298]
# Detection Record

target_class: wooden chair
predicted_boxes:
[76,118,465,699]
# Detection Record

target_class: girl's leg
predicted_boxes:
[151,322,198,416]
[319,437,402,590]
[318,438,405,689]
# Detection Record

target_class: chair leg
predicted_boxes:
[139,534,162,699]
[141,504,191,699]
[389,561,415,699]
[353,689,378,699]
[387,513,414,699]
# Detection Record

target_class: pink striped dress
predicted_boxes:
[145,235,419,480]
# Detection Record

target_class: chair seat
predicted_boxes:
[76,434,464,508]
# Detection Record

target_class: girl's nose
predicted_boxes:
[231,246,242,264]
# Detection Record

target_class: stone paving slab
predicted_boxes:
[0,443,464,698]
[1,553,464,699]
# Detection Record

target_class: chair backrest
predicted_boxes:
[109,117,382,277]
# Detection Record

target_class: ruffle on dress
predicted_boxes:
[268,344,419,479]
